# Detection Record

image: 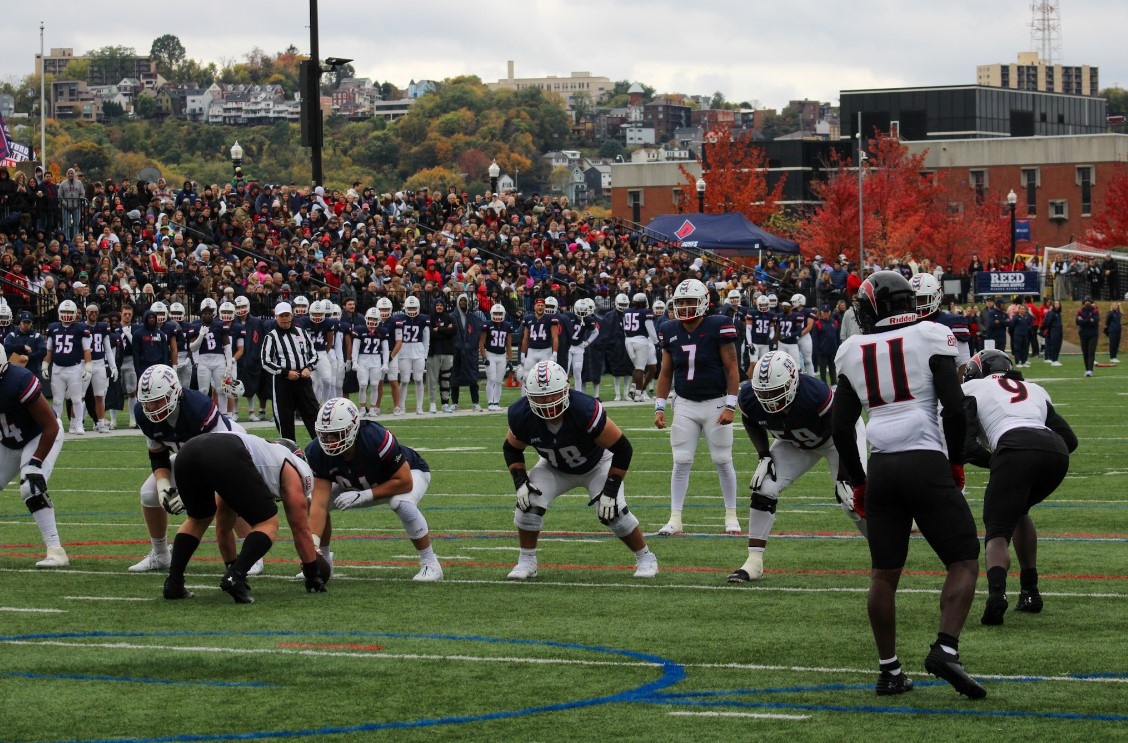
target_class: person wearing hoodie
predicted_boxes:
[132,310,171,376]
[450,294,485,412]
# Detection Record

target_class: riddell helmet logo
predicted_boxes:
[883,312,918,327]
[675,220,696,239]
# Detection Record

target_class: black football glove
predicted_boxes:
[301,561,327,593]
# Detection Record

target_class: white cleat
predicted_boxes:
[248,413,262,422]
[473,404,482,412]
[128,550,171,573]
[634,554,659,578]
[507,560,538,580]
[429,403,437,414]
[36,546,70,568]
[247,559,264,576]
[657,518,683,536]
[725,518,743,534]
[727,552,764,583]
[413,561,444,582]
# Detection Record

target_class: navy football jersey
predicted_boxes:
[163,321,189,355]
[738,373,835,450]
[659,314,737,400]
[188,319,228,356]
[747,310,774,344]
[776,311,802,342]
[294,314,312,331]
[46,322,91,366]
[565,313,598,345]
[305,420,429,490]
[482,321,516,355]
[934,311,971,344]
[0,365,47,450]
[400,314,429,345]
[86,321,111,361]
[307,320,332,352]
[623,307,655,339]
[225,321,245,351]
[507,390,608,474]
[523,313,557,350]
[352,324,384,356]
[135,388,236,452]
[381,317,404,346]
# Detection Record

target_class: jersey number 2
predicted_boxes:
[859,339,913,408]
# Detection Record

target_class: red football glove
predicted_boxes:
[950,464,965,491]
[852,482,867,519]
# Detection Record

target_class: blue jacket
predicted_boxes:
[1106,309,1121,337]
[1076,305,1100,339]
[810,317,840,356]
[132,311,171,374]
[4,329,47,377]
[985,307,1009,343]
[1008,313,1032,339]
[1040,310,1062,338]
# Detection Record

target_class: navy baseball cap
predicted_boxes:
[18,311,33,322]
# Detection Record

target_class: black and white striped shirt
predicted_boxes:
[261,325,318,376]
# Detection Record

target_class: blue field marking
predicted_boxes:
[1,672,274,688]
[0,629,684,743]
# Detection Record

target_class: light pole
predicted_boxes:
[857,112,865,271]
[39,21,46,167]
[1007,189,1018,267]
[696,176,706,213]
[230,141,243,179]
[488,160,500,194]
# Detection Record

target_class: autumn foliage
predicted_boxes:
[1086,164,1128,250]
[675,128,786,225]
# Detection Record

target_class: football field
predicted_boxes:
[1,361,1126,742]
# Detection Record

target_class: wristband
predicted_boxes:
[601,474,623,499]
[28,457,43,469]
[724,394,738,408]
[654,397,667,412]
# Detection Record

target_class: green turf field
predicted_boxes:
[1,357,1125,742]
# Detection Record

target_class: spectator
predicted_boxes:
[1105,301,1121,364]
[1076,296,1100,377]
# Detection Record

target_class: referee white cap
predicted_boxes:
[275,302,293,316]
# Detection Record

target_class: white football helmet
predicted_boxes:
[219,301,236,323]
[525,361,570,420]
[221,375,244,398]
[404,296,420,317]
[751,351,800,414]
[671,279,709,321]
[167,302,186,322]
[615,293,630,311]
[491,304,506,322]
[330,303,342,320]
[58,300,79,324]
[633,293,648,308]
[756,295,770,312]
[234,295,251,318]
[575,298,595,318]
[543,296,559,314]
[199,298,217,317]
[909,273,943,317]
[151,301,169,324]
[790,293,806,308]
[365,307,381,331]
[653,299,666,317]
[767,293,779,309]
[376,297,393,321]
[315,397,361,456]
[728,289,742,306]
[137,364,182,423]
[0,304,13,327]
[293,296,310,316]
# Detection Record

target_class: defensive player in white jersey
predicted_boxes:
[961,349,1077,626]
[655,279,742,535]
[43,300,93,435]
[832,271,985,699]
[480,304,515,411]
[397,296,430,415]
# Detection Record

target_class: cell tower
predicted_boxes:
[1029,1,1063,64]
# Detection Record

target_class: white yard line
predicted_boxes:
[668,711,810,720]
[63,596,152,602]
[0,607,65,613]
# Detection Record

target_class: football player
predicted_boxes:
[291,296,311,326]
[307,300,336,403]
[503,361,658,580]
[519,297,559,375]
[234,295,273,422]
[723,289,748,372]
[655,279,742,535]
[745,295,775,375]
[306,397,442,581]
[376,298,403,415]
[792,294,816,375]
[0,346,68,567]
[166,302,193,391]
[328,302,349,399]
[604,293,633,401]
[911,273,971,373]
[774,299,804,372]
[217,301,244,421]
[42,300,92,436]
[480,304,515,412]
[163,432,324,604]
[961,350,1077,625]
[128,364,250,574]
[833,271,985,699]
[353,307,388,417]
[396,296,430,415]
[565,298,600,393]
[83,304,117,433]
[729,351,868,582]
[623,293,658,402]
[114,305,140,428]
[188,299,232,411]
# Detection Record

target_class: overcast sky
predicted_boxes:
[4,1,1123,110]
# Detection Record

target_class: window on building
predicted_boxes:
[1022,168,1039,217]
[1077,166,1093,215]
[969,170,987,204]
[1048,199,1068,221]
[672,189,684,210]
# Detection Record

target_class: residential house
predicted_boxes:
[583,164,612,198]
[50,80,102,121]
[407,80,437,99]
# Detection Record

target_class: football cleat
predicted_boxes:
[507,560,538,580]
[875,671,914,696]
[634,554,659,578]
[728,552,764,583]
[413,561,444,582]
[163,576,194,600]
[247,559,264,576]
[35,546,70,568]
[128,550,171,573]
[725,518,742,534]
[1015,590,1044,613]
[925,644,987,699]
[220,570,255,604]
[981,593,1008,626]
[657,516,683,535]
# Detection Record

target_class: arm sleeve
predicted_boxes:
[740,414,772,458]
[645,319,658,345]
[930,355,967,465]
[1045,402,1078,453]
[961,396,992,469]
[586,324,599,347]
[831,377,867,484]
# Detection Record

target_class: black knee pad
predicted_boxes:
[25,493,53,513]
[750,492,777,514]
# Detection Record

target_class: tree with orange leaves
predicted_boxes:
[675,128,785,225]
[1086,163,1128,250]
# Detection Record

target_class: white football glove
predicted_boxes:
[109,364,119,382]
[81,362,93,384]
[42,365,51,381]
[379,364,389,376]
[515,479,542,512]
[159,486,185,515]
[19,461,47,501]
[344,360,353,372]
[334,489,374,511]
[750,455,776,492]
[835,480,863,522]
[596,493,618,521]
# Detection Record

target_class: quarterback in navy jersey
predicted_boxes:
[654,279,742,536]
[503,361,657,580]
[727,351,868,583]
[43,299,92,436]
[127,364,247,574]
[0,349,68,567]
[480,304,517,411]
[305,397,442,581]
[520,298,559,370]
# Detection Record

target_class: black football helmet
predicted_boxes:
[854,271,918,333]
[963,349,1013,382]
[274,438,307,461]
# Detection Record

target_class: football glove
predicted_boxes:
[750,455,776,492]
[588,475,622,522]
[379,364,389,375]
[20,459,48,501]
[42,365,50,380]
[301,560,328,593]
[333,489,374,511]
[852,482,867,519]
[950,464,965,491]
[81,362,93,384]
[109,363,119,382]
[835,480,863,521]
[515,477,542,513]
[160,486,185,515]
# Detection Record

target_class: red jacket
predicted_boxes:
[846,272,862,298]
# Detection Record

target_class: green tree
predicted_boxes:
[58,140,111,176]
[60,58,91,81]
[571,91,593,123]
[87,45,137,84]
[549,164,573,194]
[135,94,156,119]
[709,91,726,110]
[1102,87,1128,133]
[150,34,187,73]
[102,100,125,119]
[598,139,623,159]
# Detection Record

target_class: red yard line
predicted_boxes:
[277,643,383,651]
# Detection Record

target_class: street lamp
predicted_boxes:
[230,141,243,178]
[1007,189,1018,267]
[488,160,500,194]
[696,176,706,213]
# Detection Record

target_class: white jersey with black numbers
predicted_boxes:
[230,431,314,501]
[835,320,958,454]
[961,374,1051,451]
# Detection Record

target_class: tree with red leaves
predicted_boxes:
[674,128,785,226]
[1086,164,1128,250]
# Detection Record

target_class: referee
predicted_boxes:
[261,302,320,440]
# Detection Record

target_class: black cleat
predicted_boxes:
[727,569,752,584]
[1015,590,1044,613]
[163,577,194,600]
[220,570,255,604]
[875,671,914,696]
[981,593,1008,626]
[925,644,987,699]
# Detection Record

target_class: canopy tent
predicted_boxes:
[643,213,800,256]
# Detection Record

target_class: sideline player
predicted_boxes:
[84,304,117,433]
[0,347,67,567]
[961,349,1077,625]
[163,432,325,603]
[745,295,775,375]
[624,293,658,401]
[480,304,515,412]
[565,298,600,392]
[520,297,559,373]
[728,351,867,582]
[353,307,388,418]
[375,298,403,415]
[792,294,816,375]
[397,296,430,415]
[833,270,985,699]
[655,278,742,535]
[503,361,658,580]
[43,300,92,436]
[306,397,442,581]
